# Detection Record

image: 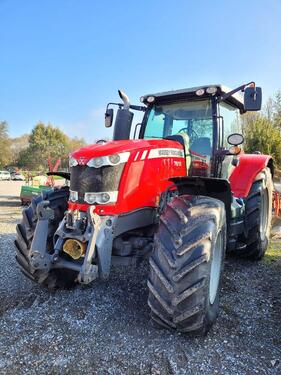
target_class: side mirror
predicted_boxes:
[244,87,262,111]
[227,133,244,146]
[105,108,114,128]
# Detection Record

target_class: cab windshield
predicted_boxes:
[143,99,213,157]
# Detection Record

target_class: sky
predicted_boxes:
[1,0,281,141]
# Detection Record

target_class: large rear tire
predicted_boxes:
[15,187,77,289]
[148,195,226,335]
[237,167,273,260]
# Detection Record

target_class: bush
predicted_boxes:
[243,113,281,168]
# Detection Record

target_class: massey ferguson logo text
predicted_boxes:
[158,149,183,157]
[148,148,184,159]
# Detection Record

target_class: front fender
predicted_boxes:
[229,154,273,198]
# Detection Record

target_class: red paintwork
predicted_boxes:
[69,140,272,213]
[229,153,272,198]
[71,139,180,161]
[69,139,187,215]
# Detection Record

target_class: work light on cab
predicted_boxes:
[147,96,155,103]
[195,88,205,96]
[206,86,217,94]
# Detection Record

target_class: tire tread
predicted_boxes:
[148,195,226,334]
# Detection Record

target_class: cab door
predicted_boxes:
[218,102,242,180]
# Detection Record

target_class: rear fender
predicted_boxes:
[229,154,273,198]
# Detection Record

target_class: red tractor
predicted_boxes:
[15,83,273,334]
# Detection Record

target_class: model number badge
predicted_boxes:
[174,161,182,166]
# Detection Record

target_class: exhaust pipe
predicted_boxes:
[63,239,87,260]
[113,90,134,141]
[118,90,130,110]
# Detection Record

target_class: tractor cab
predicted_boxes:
[140,91,214,177]
[106,83,262,179]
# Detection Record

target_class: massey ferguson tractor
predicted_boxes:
[15,82,273,334]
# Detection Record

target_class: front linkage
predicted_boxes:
[29,201,116,284]
[16,187,156,289]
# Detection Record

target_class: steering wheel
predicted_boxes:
[178,127,198,143]
[96,139,107,144]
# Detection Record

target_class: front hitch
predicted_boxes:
[52,207,117,284]
[78,209,116,283]
[28,200,117,285]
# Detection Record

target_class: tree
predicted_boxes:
[242,112,281,168]
[10,134,29,165]
[18,122,68,170]
[272,90,281,129]
[29,122,68,157]
[60,136,86,169]
[263,97,274,121]
[0,121,12,168]
[66,136,86,153]
[17,123,87,171]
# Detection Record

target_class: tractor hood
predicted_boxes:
[68,138,187,215]
[71,139,184,164]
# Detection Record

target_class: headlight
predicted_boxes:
[108,154,121,164]
[87,152,130,168]
[84,192,97,204]
[84,191,118,204]
[69,190,78,202]
[87,157,104,168]
[69,157,78,167]
[100,193,110,203]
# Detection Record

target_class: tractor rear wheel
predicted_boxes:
[15,187,77,289]
[237,167,273,260]
[148,195,226,335]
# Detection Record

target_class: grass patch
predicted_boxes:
[264,240,281,264]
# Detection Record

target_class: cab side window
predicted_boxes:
[219,103,241,148]
[144,108,165,138]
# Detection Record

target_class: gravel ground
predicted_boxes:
[0,180,24,196]
[0,182,280,374]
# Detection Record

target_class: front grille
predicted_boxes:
[70,164,125,203]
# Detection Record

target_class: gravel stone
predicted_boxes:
[0,181,280,374]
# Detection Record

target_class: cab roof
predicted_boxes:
[141,84,244,111]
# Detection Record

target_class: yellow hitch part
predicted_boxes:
[63,239,87,260]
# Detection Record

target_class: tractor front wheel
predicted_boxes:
[148,195,226,335]
[15,187,77,289]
